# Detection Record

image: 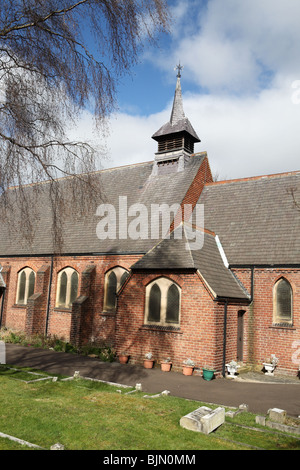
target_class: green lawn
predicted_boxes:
[0,365,299,451]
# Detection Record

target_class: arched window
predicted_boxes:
[16,268,36,305]
[103,267,130,311]
[56,268,79,309]
[148,284,161,322]
[70,270,79,305]
[166,283,180,323]
[145,278,181,327]
[106,270,117,310]
[273,278,293,325]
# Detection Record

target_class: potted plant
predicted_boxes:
[225,360,240,378]
[263,354,279,376]
[118,351,129,364]
[202,366,215,381]
[160,357,172,372]
[182,358,195,376]
[144,352,154,369]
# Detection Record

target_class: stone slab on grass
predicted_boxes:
[180,406,225,434]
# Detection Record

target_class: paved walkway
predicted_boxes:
[4,344,300,418]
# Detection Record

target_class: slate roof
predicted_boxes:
[198,171,300,266]
[152,117,200,143]
[132,224,250,301]
[0,153,206,256]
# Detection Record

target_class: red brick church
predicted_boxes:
[0,72,299,377]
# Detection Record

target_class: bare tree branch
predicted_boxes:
[0,0,170,251]
[287,187,300,211]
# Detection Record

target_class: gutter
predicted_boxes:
[0,251,147,258]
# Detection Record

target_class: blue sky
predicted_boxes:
[70,0,300,180]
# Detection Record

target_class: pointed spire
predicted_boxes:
[152,64,200,161]
[170,74,185,126]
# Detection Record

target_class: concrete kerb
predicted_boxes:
[61,370,133,389]
[0,431,45,450]
[255,408,300,436]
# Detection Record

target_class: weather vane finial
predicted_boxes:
[175,62,183,78]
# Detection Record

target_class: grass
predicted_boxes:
[0,365,300,451]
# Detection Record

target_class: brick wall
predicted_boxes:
[115,270,224,372]
[0,254,141,345]
[26,265,50,336]
[233,267,300,374]
[1,255,299,376]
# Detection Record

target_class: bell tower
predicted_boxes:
[152,64,200,173]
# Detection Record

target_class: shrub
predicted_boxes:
[0,328,115,362]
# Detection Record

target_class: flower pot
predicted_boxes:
[161,362,172,372]
[202,368,215,381]
[182,366,194,376]
[226,364,240,378]
[119,355,129,364]
[144,359,154,369]
[263,363,275,376]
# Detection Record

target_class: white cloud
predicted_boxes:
[71,77,300,181]
[69,0,300,180]
[103,77,300,180]
[184,79,300,179]
[157,0,300,93]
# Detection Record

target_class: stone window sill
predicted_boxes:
[270,324,296,330]
[54,307,72,313]
[140,324,182,334]
[100,310,116,316]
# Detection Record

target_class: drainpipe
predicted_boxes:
[251,266,254,302]
[45,256,54,336]
[222,299,228,377]
[0,288,5,329]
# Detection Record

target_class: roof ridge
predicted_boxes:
[205,169,300,187]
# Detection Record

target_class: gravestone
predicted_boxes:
[0,341,6,364]
[268,408,287,424]
[180,406,225,434]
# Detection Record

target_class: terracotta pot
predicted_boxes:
[144,359,154,369]
[182,366,194,376]
[161,362,172,372]
[119,355,129,364]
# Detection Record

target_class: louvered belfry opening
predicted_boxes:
[157,133,195,154]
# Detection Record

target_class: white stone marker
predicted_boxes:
[0,341,6,364]
[268,408,287,424]
[180,406,225,434]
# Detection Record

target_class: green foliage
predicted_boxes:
[0,328,114,361]
[79,343,116,362]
